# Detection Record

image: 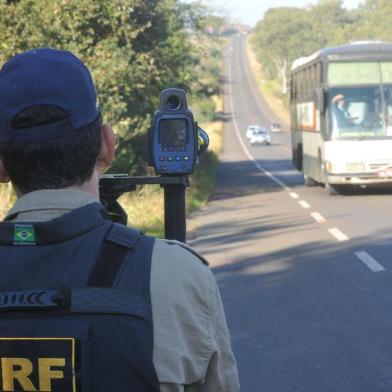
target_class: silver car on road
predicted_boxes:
[246,125,271,145]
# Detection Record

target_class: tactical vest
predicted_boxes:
[0,203,160,392]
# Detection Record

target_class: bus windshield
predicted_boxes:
[328,86,392,139]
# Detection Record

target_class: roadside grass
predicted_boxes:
[245,36,290,126]
[119,185,164,238]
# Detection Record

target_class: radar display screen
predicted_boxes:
[160,119,187,152]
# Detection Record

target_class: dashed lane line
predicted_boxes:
[328,228,349,242]
[298,200,311,209]
[289,192,299,199]
[310,212,327,223]
[355,251,386,272]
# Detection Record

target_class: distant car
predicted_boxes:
[246,125,263,139]
[249,127,271,145]
[270,123,282,132]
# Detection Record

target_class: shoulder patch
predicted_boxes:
[166,240,209,266]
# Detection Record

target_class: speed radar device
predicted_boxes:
[100,88,209,243]
[149,88,199,175]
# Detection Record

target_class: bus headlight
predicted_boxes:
[326,161,334,173]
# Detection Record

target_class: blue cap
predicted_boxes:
[0,48,99,143]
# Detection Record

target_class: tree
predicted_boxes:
[309,0,358,46]
[351,0,392,41]
[251,7,319,93]
[251,1,359,93]
[0,0,218,174]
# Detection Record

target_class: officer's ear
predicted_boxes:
[0,159,10,183]
[96,124,116,172]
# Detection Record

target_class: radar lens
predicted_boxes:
[166,95,181,111]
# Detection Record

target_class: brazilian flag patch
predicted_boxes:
[13,224,36,245]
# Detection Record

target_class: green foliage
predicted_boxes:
[190,97,216,124]
[0,0,224,174]
[252,7,314,81]
[187,150,219,214]
[251,0,359,88]
[309,0,358,46]
[352,0,392,41]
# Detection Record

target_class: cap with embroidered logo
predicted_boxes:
[0,48,99,144]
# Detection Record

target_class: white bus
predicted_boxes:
[290,42,392,192]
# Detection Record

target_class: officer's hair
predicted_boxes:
[0,105,102,194]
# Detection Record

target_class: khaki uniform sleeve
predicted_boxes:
[150,240,239,392]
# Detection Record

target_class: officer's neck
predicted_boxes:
[67,169,100,199]
[14,168,100,199]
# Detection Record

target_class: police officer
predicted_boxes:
[0,49,239,391]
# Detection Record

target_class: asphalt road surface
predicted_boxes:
[190,35,392,392]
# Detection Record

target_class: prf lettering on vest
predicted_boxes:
[1,357,66,391]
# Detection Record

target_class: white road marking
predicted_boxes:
[228,47,291,192]
[298,200,311,209]
[355,251,385,272]
[289,192,299,199]
[310,212,327,223]
[328,228,349,242]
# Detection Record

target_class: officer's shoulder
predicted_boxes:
[151,239,213,294]
[152,238,209,267]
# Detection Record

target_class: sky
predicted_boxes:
[190,0,364,27]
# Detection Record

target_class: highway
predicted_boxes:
[190,34,392,391]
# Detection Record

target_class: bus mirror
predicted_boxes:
[316,88,327,114]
